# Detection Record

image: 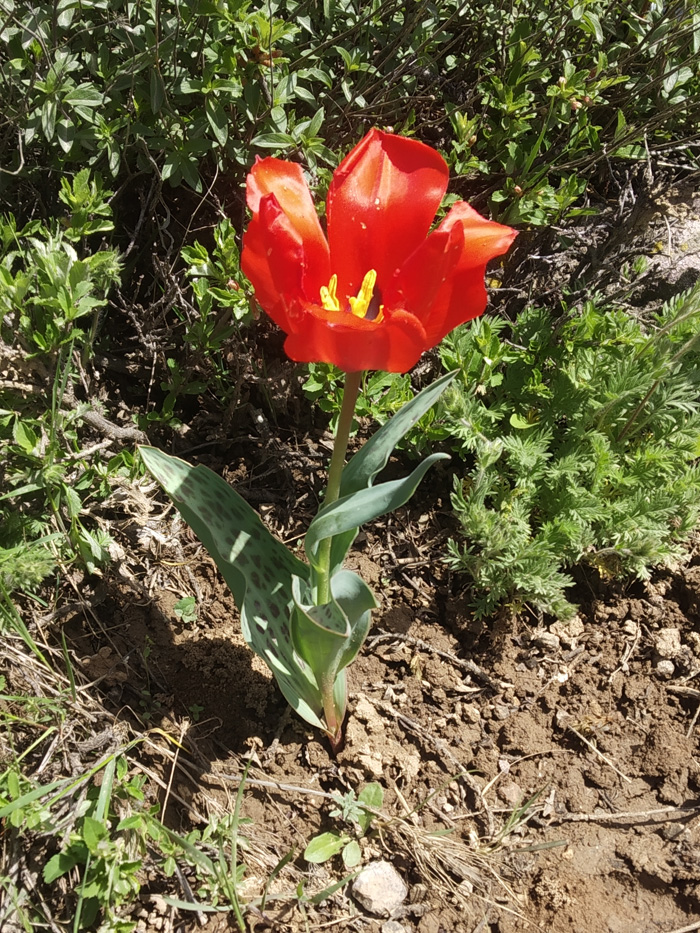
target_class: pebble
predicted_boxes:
[655,659,675,679]
[498,780,524,806]
[551,617,584,647]
[382,923,408,933]
[655,627,681,659]
[352,860,408,917]
[493,704,511,721]
[532,630,561,652]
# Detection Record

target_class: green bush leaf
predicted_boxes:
[43,851,77,883]
[205,96,228,146]
[82,815,107,853]
[12,420,38,455]
[64,84,104,108]
[150,69,166,114]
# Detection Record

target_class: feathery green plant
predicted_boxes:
[441,283,700,617]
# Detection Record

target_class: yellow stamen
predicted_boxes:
[320,274,340,312]
[348,269,377,319]
[319,269,383,321]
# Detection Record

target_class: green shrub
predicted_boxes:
[440,284,700,618]
[2,0,697,224]
[0,172,125,592]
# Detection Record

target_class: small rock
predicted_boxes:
[532,630,561,652]
[493,704,511,720]
[382,922,408,933]
[687,631,700,655]
[622,620,638,636]
[352,860,408,917]
[655,658,675,679]
[463,705,481,723]
[552,615,585,646]
[655,627,681,659]
[498,780,524,806]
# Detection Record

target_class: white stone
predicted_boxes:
[655,627,682,658]
[352,860,408,917]
[655,658,675,679]
[532,630,560,651]
[552,614,585,646]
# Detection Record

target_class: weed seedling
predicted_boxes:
[304,783,384,869]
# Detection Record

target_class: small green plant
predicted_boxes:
[439,283,700,618]
[174,596,198,624]
[304,783,384,869]
[181,219,253,332]
[0,176,128,598]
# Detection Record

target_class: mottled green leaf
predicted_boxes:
[139,447,327,730]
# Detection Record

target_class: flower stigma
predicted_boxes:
[320,270,384,322]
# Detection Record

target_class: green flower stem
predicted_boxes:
[315,370,363,606]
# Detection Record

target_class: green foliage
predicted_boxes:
[438,285,700,618]
[2,0,697,224]
[0,0,301,189]
[0,737,256,931]
[303,365,413,433]
[0,179,129,598]
[181,219,253,330]
[444,0,700,223]
[304,783,384,869]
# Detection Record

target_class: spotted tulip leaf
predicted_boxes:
[138,446,328,730]
[305,452,449,578]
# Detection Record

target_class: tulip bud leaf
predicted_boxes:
[139,446,328,730]
[291,571,377,691]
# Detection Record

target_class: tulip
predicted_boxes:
[242,128,516,374]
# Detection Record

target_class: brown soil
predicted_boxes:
[58,465,700,933]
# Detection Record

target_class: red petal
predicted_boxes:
[384,224,464,325]
[241,195,309,331]
[283,306,427,373]
[245,157,330,298]
[326,129,448,300]
[436,201,517,269]
[386,203,516,346]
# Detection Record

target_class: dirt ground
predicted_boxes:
[54,440,700,933]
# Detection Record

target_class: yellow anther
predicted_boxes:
[320,274,340,312]
[319,269,383,321]
[348,269,377,319]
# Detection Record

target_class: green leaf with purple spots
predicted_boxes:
[139,446,329,730]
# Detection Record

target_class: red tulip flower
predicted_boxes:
[242,129,517,373]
